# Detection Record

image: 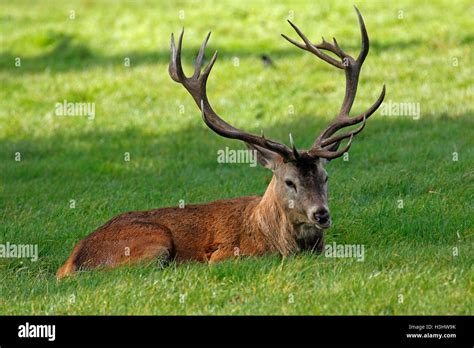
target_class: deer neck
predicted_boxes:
[250,176,299,256]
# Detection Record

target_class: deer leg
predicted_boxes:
[57,221,174,278]
[208,248,237,264]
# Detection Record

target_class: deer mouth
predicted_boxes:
[315,220,332,230]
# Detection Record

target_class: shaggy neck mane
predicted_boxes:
[250,177,298,256]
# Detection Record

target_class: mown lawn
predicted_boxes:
[0,0,472,315]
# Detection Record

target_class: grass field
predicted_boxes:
[0,0,473,315]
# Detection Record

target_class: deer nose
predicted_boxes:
[313,208,330,225]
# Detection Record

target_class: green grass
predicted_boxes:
[0,0,473,315]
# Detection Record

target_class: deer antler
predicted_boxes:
[282,6,385,159]
[170,7,385,162]
[169,30,298,162]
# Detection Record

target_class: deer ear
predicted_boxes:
[245,143,280,170]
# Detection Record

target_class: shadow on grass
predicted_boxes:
[1,112,471,193]
[2,28,461,74]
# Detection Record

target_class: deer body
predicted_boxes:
[57,177,325,278]
[57,7,384,278]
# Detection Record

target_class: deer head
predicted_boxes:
[169,6,385,231]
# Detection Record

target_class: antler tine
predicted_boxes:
[356,83,386,119]
[320,115,366,148]
[200,50,218,84]
[289,133,300,160]
[170,31,297,162]
[354,5,369,64]
[281,21,344,69]
[334,5,369,117]
[314,134,355,160]
[192,31,212,79]
[169,30,186,83]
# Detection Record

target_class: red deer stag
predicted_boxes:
[57,7,385,278]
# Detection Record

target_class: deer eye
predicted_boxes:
[285,179,297,191]
[324,176,329,183]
